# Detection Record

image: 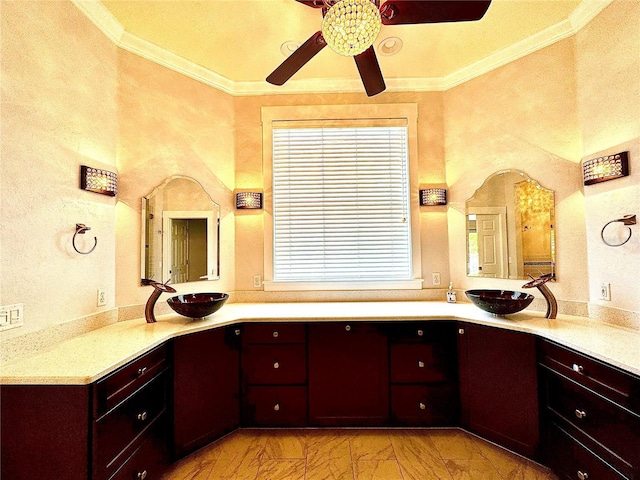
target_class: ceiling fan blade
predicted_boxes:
[380,0,492,25]
[295,0,325,7]
[354,47,386,97]
[266,31,327,86]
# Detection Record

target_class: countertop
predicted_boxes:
[1,301,639,385]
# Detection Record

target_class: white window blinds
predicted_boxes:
[272,125,412,282]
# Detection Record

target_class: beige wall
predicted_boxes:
[1,0,638,347]
[576,1,640,321]
[1,1,119,340]
[115,50,236,310]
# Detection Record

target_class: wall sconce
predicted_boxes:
[419,188,447,206]
[80,165,118,196]
[582,151,629,185]
[236,192,263,209]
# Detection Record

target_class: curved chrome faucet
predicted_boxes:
[522,274,557,319]
[144,279,177,323]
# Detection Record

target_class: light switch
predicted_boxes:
[0,311,8,326]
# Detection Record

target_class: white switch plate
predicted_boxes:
[432,272,441,286]
[0,303,24,331]
[600,283,611,301]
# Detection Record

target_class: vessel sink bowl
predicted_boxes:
[465,289,534,316]
[167,292,229,319]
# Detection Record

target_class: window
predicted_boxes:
[262,104,422,291]
[272,125,410,282]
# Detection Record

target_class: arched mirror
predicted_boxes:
[141,176,220,285]
[466,170,556,280]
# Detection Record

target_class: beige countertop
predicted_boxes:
[1,301,639,385]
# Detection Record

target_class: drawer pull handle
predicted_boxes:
[345,325,351,332]
[417,329,424,336]
[137,411,148,422]
[137,366,148,376]
[137,470,148,480]
[274,403,280,411]
[235,329,241,336]
[577,471,589,480]
[575,409,587,419]
[458,328,465,335]
[572,363,584,374]
[273,362,280,369]
[419,402,426,410]
[418,361,425,368]
[273,331,279,338]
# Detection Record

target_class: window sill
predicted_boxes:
[263,279,424,292]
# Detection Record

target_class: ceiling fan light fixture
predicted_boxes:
[321,0,382,56]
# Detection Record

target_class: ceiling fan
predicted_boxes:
[266,0,492,96]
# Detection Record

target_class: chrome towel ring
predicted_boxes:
[73,223,97,254]
[600,214,636,247]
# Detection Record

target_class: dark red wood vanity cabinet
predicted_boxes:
[457,322,539,459]
[241,322,308,427]
[1,343,170,480]
[172,325,241,458]
[538,339,640,480]
[308,322,389,426]
[388,321,459,426]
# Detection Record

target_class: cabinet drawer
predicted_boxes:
[387,321,454,343]
[94,344,169,417]
[545,371,640,471]
[243,344,307,385]
[390,343,453,384]
[391,384,458,426]
[243,323,306,344]
[539,340,640,413]
[545,422,630,480]
[108,421,166,480]
[94,374,167,476]
[243,385,307,427]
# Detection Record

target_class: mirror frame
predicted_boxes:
[465,169,556,280]
[141,176,220,285]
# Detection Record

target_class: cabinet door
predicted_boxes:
[173,326,240,458]
[458,323,539,458]
[308,322,389,426]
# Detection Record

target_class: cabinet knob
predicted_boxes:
[572,363,584,374]
[577,471,589,480]
[458,328,465,335]
[345,325,351,332]
[574,409,587,419]
[137,411,148,422]
[273,331,279,338]
[137,366,148,377]
[418,360,425,368]
[419,402,426,410]
[235,329,241,336]
[273,403,280,411]
[137,470,148,480]
[273,361,280,369]
[417,329,424,337]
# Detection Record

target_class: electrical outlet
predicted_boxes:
[432,272,441,286]
[600,283,611,301]
[97,289,107,306]
[253,275,262,288]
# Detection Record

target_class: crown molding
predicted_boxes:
[72,0,612,96]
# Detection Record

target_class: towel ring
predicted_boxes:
[73,223,97,254]
[600,214,636,247]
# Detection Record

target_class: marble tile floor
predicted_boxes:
[161,428,558,480]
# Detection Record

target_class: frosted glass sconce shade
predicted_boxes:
[80,165,118,196]
[420,188,447,206]
[582,151,629,185]
[236,192,263,209]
